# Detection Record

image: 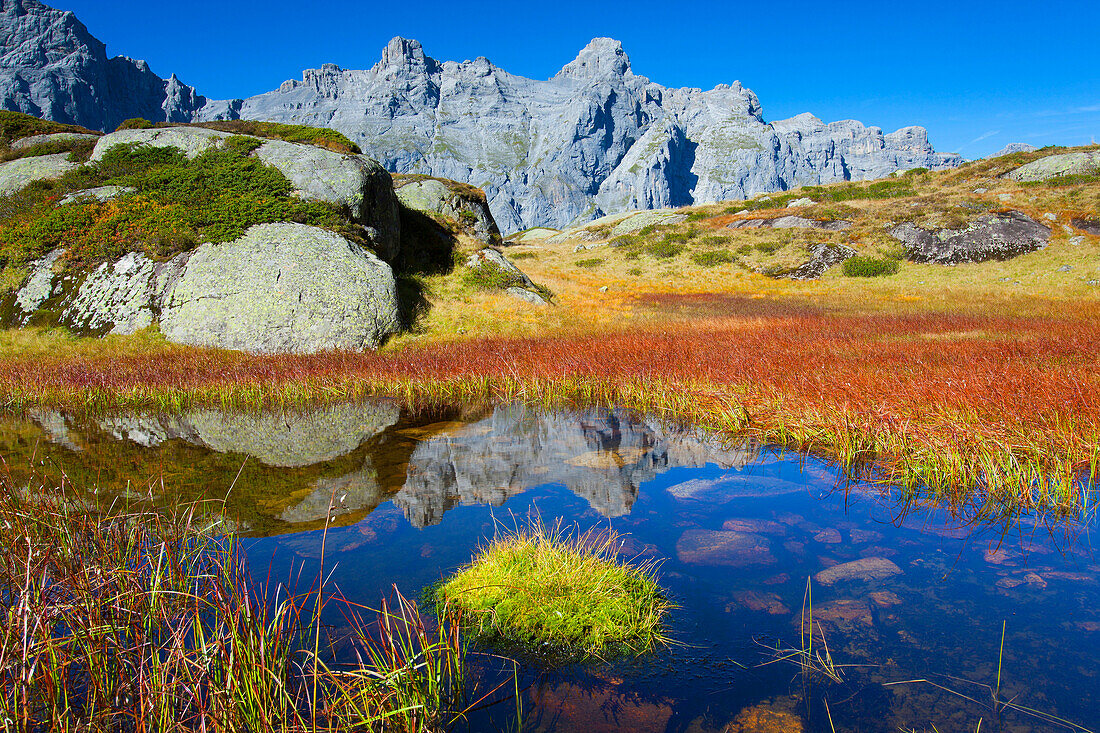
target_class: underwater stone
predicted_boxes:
[675,529,775,566]
[814,557,902,585]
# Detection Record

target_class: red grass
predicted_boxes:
[2,307,1098,507]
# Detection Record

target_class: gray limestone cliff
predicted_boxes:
[2,1,961,233]
[0,0,206,130]
[199,38,961,233]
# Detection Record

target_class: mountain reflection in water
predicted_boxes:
[4,401,1099,732]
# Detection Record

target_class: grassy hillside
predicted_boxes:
[1,139,1098,516]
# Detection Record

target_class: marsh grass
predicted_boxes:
[885,621,1095,733]
[0,466,493,732]
[436,521,671,662]
[756,579,853,684]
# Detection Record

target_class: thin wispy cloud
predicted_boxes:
[957,129,1000,150]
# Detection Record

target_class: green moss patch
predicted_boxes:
[436,523,670,661]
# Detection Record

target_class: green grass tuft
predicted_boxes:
[690,248,736,267]
[842,255,901,277]
[437,521,670,661]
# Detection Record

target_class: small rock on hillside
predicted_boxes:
[1072,217,1100,236]
[727,215,850,231]
[892,211,1050,264]
[0,153,79,195]
[393,176,501,244]
[1005,151,1100,182]
[988,143,1036,158]
[465,247,549,305]
[784,243,857,280]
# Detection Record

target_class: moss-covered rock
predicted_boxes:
[159,222,400,353]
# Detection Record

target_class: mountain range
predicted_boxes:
[0,0,962,232]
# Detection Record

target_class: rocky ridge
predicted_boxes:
[0,1,961,233]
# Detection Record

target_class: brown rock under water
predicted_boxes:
[676,529,775,566]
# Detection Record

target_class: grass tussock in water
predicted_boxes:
[437,522,670,661]
[0,468,480,732]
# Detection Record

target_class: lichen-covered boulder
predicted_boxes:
[1006,151,1100,182]
[254,141,401,259]
[8,249,184,336]
[10,132,100,150]
[727,215,850,231]
[394,176,500,243]
[159,222,399,353]
[892,211,1050,264]
[0,153,80,195]
[88,126,233,161]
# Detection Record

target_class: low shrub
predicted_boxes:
[575,257,604,268]
[691,249,736,267]
[436,522,670,660]
[842,255,901,277]
[646,239,685,259]
[115,117,155,130]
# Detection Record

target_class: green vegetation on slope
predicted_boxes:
[0,110,98,146]
[0,139,360,280]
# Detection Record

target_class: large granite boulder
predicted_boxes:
[891,211,1050,264]
[160,223,399,353]
[255,140,401,259]
[393,176,501,243]
[10,131,100,150]
[1006,151,1100,182]
[0,152,79,194]
[88,126,231,161]
[6,223,401,353]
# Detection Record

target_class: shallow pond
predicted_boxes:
[3,402,1099,732]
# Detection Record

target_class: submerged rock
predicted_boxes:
[675,529,775,566]
[814,557,902,585]
[891,210,1049,264]
[722,702,804,733]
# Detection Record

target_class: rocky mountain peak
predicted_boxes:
[376,36,435,75]
[555,37,631,81]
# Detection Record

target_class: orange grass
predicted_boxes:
[2,304,1098,514]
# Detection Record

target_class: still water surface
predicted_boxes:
[4,402,1098,732]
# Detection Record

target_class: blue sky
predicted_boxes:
[63,0,1099,159]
